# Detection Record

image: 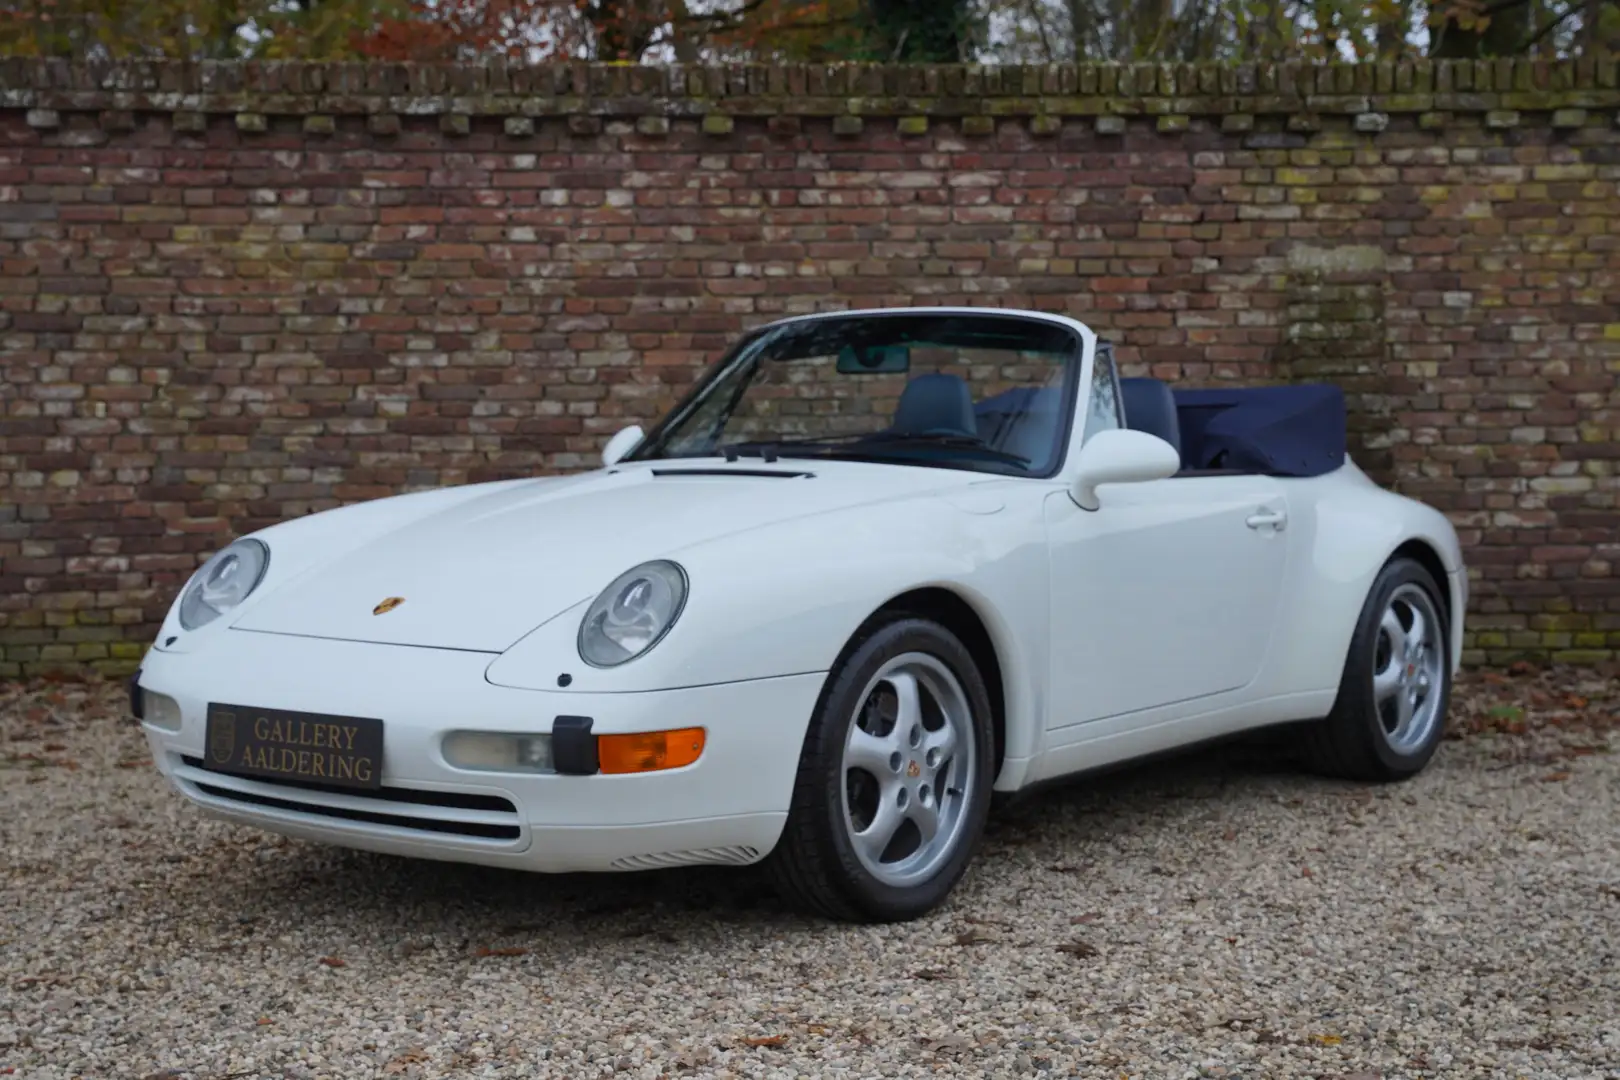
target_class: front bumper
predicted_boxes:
[134,629,825,873]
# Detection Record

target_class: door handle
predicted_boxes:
[1246,508,1287,531]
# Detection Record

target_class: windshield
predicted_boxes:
[623,311,1080,477]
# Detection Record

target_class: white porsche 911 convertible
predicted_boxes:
[132,307,1467,923]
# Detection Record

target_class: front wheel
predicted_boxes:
[1298,556,1452,782]
[765,617,995,922]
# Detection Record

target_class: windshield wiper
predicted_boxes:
[855,432,1031,466]
[720,432,1029,468]
[718,436,854,463]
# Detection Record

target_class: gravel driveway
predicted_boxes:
[3,669,1617,1080]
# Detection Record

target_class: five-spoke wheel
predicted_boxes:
[1371,583,1446,756]
[766,617,995,922]
[1299,556,1453,781]
[840,654,976,889]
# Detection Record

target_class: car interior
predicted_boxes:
[1117,376,1250,477]
[873,369,1344,482]
[1121,375,1347,479]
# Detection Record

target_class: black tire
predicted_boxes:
[1297,556,1452,782]
[764,616,996,923]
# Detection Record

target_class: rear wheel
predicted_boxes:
[1298,556,1451,781]
[765,617,995,922]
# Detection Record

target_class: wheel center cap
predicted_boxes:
[906,760,921,778]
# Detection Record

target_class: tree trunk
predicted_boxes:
[1065,0,1093,59]
[863,0,968,61]
[1579,0,1603,52]
[1429,0,1534,56]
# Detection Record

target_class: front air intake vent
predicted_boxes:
[173,754,522,843]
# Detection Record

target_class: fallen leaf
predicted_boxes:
[1509,660,1537,676]
[953,930,995,946]
[474,946,527,958]
[318,955,345,968]
[1222,828,1237,841]
[1069,912,1102,924]
[1311,1033,1344,1045]
[1540,771,1571,783]
[913,968,952,980]
[1565,694,1588,709]
[1301,866,1313,877]
[1056,939,1097,959]
[964,914,1012,928]
[383,1048,429,1074]
[917,1034,974,1052]
[743,1035,786,1048]
[256,1017,273,1026]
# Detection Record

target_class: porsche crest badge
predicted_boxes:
[373,597,405,615]
[209,710,236,764]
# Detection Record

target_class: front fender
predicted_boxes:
[148,478,537,655]
[483,488,1053,762]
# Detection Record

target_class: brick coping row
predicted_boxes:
[1,57,1618,128]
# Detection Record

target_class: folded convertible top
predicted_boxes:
[1174,383,1347,478]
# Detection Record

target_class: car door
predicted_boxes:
[1042,473,1293,730]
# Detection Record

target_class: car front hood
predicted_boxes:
[229,460,971,652]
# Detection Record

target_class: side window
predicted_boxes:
[1083,342,1122,442]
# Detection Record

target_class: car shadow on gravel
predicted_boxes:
[199,730,1343,946]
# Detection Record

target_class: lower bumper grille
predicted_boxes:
[176,755,522,842]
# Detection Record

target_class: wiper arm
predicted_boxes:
[719,434,865,463]
[857,432,1031,466]
[718,432,1031,468]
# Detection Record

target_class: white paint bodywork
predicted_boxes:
[135,309,1468,874]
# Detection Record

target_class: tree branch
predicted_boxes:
[1519,0,1577,49]
[1024,0,1054,63]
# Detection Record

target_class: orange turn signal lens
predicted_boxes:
[596,728,706,774]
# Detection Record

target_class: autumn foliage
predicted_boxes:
[0,0,1610,64]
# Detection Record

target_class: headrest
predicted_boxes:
[892,373,978,437]
[1119,377,1182,456]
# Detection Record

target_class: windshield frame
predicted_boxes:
[620,309,1085,481]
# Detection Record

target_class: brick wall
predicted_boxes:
[1,57,1618,676]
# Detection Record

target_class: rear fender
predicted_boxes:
[1264,472,1465,697]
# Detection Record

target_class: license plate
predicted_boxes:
[203,703,384,791]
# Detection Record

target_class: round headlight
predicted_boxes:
[578,560,688,668]
[178,538,270,630]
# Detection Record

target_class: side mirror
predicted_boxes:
[601,424,645,467]
[1070,428,1180,510]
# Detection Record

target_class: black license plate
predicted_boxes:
[203,703,384,791]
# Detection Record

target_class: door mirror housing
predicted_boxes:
[601,424,645,467]
[1070,428,1180,510]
